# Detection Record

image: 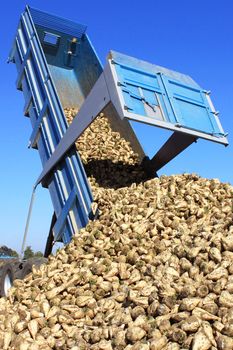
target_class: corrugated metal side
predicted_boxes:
[29,6,87,39]
[12,7,95,244]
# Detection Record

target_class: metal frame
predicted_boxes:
[109,54,228,144]
[10,6,95,244]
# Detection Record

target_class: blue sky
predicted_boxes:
[0,0,232,253]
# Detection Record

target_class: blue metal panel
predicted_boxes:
[111,50,200,88]
[115,63,176,124]
[160,75,223,135]
[29,7,87,39]
[112,52,226,137]
[11,6,97,245]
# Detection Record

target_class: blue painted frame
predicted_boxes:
[113,52,226,138]
[10,6,100,244]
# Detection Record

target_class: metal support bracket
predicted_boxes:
[23,91,33,116]
[44,212,56,258]
[147,132,197,175]
[28,100,48,148]
[53,188,77,241]
[16,47,31,90]
[20,185,37,261]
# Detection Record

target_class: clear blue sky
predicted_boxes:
[0,0,232,253]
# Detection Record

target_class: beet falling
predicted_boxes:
[0,111,232,350]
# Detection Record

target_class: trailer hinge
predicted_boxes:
[124,105,133,111]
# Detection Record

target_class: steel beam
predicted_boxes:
[148,132,197,175]
[28,100,48,148]
[16,46,31,90]
[23,91,32,116]
[53,188,77,241]
[44,212,56,258]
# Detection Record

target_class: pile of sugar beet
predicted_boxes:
[0,110,233,350]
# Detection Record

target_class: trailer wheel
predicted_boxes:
[0,263,14,297]
[21,258,47,279]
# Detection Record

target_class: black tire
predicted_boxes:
[0,263,14,297]
[21,257,47,279]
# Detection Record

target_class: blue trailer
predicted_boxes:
[4,6,227,296]
[8,6,103,249]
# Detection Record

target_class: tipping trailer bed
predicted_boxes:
[9,6,99,246]
[9,6,145,250]
[9,6,228,253]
